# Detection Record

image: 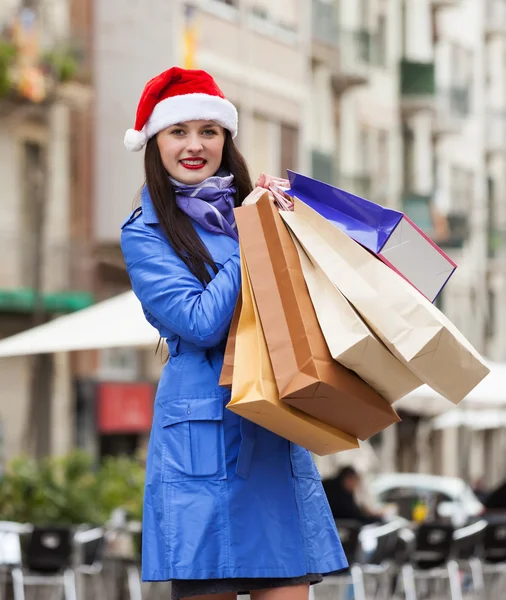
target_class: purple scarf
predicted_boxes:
[170,172,238,241]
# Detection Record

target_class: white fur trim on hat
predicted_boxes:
[124,128,148,152]
[145,93,238,140]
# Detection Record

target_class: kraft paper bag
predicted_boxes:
[219,293,242,389]
[291,234,422,403]
[234,192,400,440]
[281,199,490,404]
[226,248,359,456]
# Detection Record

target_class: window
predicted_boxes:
[280,123,299,178]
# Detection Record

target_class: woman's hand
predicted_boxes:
[243,173,293,210]
[255,173,289,190]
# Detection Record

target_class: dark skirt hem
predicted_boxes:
[171,573,323,599]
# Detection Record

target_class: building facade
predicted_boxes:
[0,0,505,487]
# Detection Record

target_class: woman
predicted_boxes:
[121,67,347,600]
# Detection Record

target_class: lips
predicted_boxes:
[180,158,206,170]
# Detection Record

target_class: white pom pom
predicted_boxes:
[124,129,147,152]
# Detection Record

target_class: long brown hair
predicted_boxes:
[144,130,253,285]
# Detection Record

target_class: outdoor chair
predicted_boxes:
[10,525,77,600]
[478,516,506,599]
[74,527,107,600]
[0,522,31,600]
[400,522,462,600]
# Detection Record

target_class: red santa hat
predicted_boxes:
[124,67,238,152]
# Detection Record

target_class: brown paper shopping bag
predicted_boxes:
[219,293,242,389]
[281,199,490,404]
[234,193,400,440]
[291,235,422,403]
[226,248,359,456]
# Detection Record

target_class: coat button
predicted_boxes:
[187,405,191,415]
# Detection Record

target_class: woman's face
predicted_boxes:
[156,120,226,185]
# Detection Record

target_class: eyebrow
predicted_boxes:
[171,121,219,128]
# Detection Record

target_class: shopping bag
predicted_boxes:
[291,234,422,403]
[284,171,456,303]
[218,293,242,389]
[226,247,359,456]
[234,192,400,440]
[281,199,490,404]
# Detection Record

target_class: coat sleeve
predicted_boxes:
[121,225,241,348]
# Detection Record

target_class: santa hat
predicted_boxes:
[124,67,238,152]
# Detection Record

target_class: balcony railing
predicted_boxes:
[486,111,506,153]
[311,150,335,186]
[400,60,436,97]
[439,213,470,249]
[312,2,383,90]
[433,87,470,134]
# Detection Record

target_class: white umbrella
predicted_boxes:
[0,291,158,357]
[395,361,506,416]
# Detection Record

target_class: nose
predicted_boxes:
[185,133,204,154]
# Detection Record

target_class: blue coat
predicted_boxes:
[120,186,348,581]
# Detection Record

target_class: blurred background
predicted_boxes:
[0,0,506,592]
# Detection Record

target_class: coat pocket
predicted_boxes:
[289,443,321,480]
[161,395,227,482]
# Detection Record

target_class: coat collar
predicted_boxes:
[141,185,159,225]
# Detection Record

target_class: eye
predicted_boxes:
[170,128,185,136]
[202,129,218,136]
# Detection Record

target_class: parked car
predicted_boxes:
[370,473,485,528]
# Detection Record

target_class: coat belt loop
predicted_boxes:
[235,418,257,479]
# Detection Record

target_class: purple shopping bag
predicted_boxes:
[285,171,456,303]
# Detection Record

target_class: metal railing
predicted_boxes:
[437,87,470,117]
[400,59,435,96]
[311,150,335,186]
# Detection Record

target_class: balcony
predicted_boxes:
[438,213,470,249]
[312,1,374,92]
[485,112,506,154]
[432,87,470,136]
[400,59,435,113]
[0,236,94,314]
[311,150,335,186]
[485,0,506,37]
